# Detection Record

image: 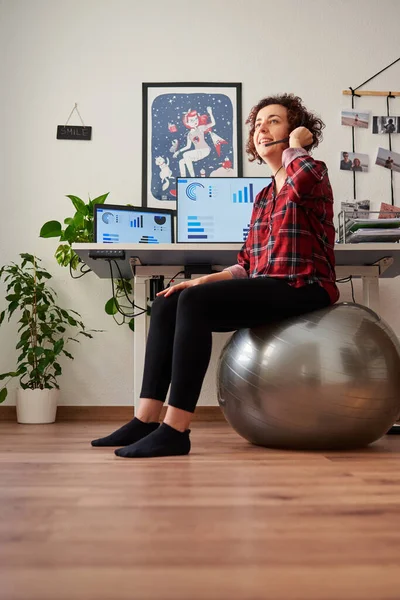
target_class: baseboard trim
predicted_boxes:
[0,405,224,422]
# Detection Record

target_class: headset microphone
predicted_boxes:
[264,137,290,147]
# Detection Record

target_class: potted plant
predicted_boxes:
[39,193,137,329]
[0,253,95,423]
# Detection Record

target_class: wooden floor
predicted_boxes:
[1,422,400,600]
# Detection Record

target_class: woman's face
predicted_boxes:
[188,115,199,128]
[253,104,290,163]
[354,158,360,167]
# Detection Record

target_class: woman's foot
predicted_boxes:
[91,417,159,447]
[114,422,191,458]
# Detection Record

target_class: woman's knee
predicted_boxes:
[151,293,180,319]
[178,285,209,316]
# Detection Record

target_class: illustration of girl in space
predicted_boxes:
[173,106,227,177]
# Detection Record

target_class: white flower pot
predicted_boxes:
[16,388,59,424]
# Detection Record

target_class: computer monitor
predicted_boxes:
[93,204,175,244]
[176,177,271,243]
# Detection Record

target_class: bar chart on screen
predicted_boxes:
[232,181,255,204]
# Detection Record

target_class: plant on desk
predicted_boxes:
[39,193,137,330]
[39,192,109,271]
[0,254,95,422]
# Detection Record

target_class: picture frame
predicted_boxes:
[142,82,242,209]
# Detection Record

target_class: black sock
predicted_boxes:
[91,417,159,447]
[114,422,191,458]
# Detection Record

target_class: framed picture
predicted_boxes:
[142,82,242,209]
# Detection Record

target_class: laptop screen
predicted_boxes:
[94,204,175,244]
[176,177,271,243]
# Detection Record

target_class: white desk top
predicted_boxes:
[73,243,400,279]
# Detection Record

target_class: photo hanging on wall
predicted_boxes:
[142,82,243,209]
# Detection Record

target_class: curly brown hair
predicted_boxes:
[246,93,325,164]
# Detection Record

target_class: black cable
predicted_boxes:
[164,270,185,289]
[352,57,400,92]
[386,93,395,206]
[107,260,147,318]
[69,260,92,279]
[111,259,147,311]
[349,87,358,201]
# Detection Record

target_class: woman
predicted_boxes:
[352,158,363,172]
[92,94,339,458]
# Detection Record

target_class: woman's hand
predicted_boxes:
[289,127,313,149]
[156,270,233,298]
[156,276,207,298]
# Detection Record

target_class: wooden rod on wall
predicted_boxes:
[342,90,400,96]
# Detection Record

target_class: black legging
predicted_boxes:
[140,277,331,413]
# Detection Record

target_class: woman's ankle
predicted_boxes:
[163,405,192,432]
[136,398,164,423]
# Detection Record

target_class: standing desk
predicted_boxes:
[74,242,400,409]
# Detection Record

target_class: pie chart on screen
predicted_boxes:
[102,212,115,224]
[154,216,166,225]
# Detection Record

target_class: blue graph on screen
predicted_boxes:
[232,182,255,203]
[187,215,214,240]
[185,182,204,201]
[130,216,144,228]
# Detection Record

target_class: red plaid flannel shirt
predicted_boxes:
[227,148,339,304]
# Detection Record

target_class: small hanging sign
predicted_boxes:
[57,125,92,140]
[57,103,92,141]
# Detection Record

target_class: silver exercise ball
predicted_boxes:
[217,303,400,450]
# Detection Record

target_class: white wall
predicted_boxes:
[1,0,400,407]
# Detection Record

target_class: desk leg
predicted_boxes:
[133,277,148,412]
[362,276,380,314]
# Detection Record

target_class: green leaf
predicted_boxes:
[53,339,64,355]
[0,388,7,403]
[63,224,77,243]
[128,318,135,332]
[8,301,19,319]
[36,270,52,280]
[20,253,35,263]
[15,340,29,351]
[64,218,74,225]
[54,363,62,376]
[70,253,80,270]
[91,193,109,205]
[0,371,19,380]
[73,212,84,229]
[55,244,74,268]
[63,350,74,359]
[66,195,87,215]
[0,310,5,325]
[40,221,63,238]
[105,297,119,315]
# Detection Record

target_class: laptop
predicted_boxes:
[93,204,175,244]
[176,177,271,243]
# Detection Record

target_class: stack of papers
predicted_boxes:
[346,228,400,243]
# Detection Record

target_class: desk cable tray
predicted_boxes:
[338,210,400,244]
